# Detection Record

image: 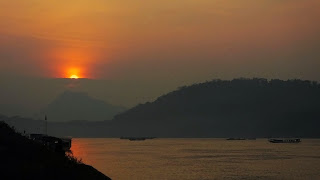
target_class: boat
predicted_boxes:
[129,137,146,141]
[29,134,72,152]
[268,138,301,143]
[28,115,72,152]
[120,136,156,141]
[226,138,246,140]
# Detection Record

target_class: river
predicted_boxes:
[71,138,320,180]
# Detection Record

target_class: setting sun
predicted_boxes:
[65,67,85,79]
[70,75,79,79]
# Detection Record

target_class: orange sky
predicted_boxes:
[0,0,320,80]
[0,0,320,113]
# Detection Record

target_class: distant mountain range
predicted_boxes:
[42,91,126,122]
[2,78,320,138]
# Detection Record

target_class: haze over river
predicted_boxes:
[71,138,320,180]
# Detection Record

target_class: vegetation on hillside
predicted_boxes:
[2,78,320,138]
[111,78,320,137]
[0,121,111,180]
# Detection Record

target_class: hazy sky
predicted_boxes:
[1,0,319,79]
[0,0,320,115]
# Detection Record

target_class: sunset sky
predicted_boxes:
[0,0,320,114]
[1,0,319,79]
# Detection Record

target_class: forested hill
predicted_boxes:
[111,78,320,137]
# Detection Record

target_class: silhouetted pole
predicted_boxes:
[45,115,48,135]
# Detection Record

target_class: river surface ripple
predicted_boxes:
[71,138,320,180]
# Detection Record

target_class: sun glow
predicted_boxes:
[65,67,84,79]
[70,75,79,79]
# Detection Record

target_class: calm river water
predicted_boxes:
[71,138,320,180]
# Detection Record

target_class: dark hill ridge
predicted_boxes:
[0,120,111,180]
[43,91,126,122]
[110,78,320,137]
[2,78,320,138]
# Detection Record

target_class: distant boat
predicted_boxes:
[120,136,156,141]
[226,138,246,140]
[268,138,301,143]
[129,137,146,141]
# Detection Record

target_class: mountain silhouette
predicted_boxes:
[109,78,320,137]
[43,91,126,122]
[3,78,320,138]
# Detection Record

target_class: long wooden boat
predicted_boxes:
[268,138,301,143]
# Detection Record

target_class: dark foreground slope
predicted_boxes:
[110,78,320,137]
[0,121,111,180]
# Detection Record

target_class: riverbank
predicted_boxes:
[0,121,111,180]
